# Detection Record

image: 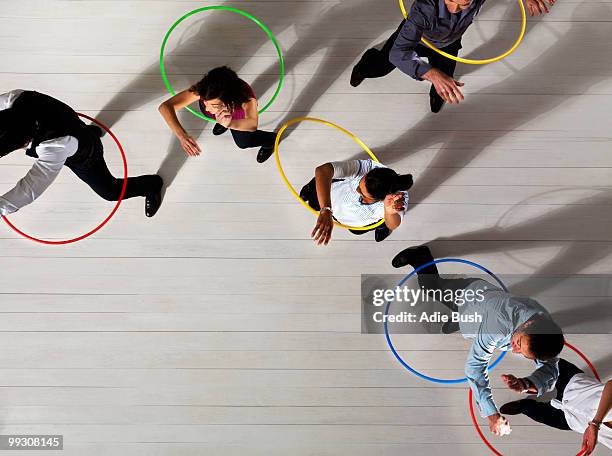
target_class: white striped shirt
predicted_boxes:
[329,159,409,227]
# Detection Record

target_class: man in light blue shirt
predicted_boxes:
[392,245,565,436]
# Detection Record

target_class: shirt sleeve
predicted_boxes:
[525,357,559,396]
[465,332,503,417]
[389,2,434,80]
[396,191,410,220]
[0,90,25,111]
[0,136,78,216]
[330,159,374,179]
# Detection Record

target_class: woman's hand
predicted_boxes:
[582,425,599,455]
[216,109,233,129]
[384,193,406,215]
[178,133,201,157]
[312,210,334,246]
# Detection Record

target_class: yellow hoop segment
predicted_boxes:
[274,117,386,231]
[399,0,527,64]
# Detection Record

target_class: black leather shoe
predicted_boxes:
[213,123,228,136]
[500,400,528,416]
[374,224,392,242]
[392,245,433,269]
[88,124,105,138]
[430,91,445,114]
[350,65,365,88]
[442,321,460,334]
[145,176,164,218]
[256,146,274,163]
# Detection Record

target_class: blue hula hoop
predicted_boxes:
[384,258,508,384]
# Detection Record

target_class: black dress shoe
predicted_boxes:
[500,400,529,416]
[213,123,228,136]
[392,245,433,269]
[145,176,164,218]
[350,65,365,88]
[430,91,445,114]
[374,224,392,242]
[256,146,274,163]
[87,124,105,138]
[441,321,460,334]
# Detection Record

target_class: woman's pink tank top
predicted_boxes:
[198,79,256,120]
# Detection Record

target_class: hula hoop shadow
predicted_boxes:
[399,0,527,64]
[159,5,285,123]
[469,341,601,456]
[2,113,128,245]
[274,116,385,231]
[384,258,508,384]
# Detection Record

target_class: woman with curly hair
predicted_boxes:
[159,66,276,163]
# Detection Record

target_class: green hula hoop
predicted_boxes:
[159,6,285,123]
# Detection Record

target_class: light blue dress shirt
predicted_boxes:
[458,279,560,417]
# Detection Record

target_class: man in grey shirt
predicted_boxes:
[350,0,556,113]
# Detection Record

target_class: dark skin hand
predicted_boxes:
[312,210,334,246]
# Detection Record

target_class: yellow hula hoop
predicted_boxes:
[399,0,527,64]
[274,117,386,231]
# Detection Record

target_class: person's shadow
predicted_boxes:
[94,1,314,188]
[421,188,612,333]
[346,0,611,208]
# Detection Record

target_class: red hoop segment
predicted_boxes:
[469,341,601,456]
[2,113,128,245]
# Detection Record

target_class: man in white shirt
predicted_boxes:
[501,358,612,454]
[299,159,413,244]
[0,90,163,218]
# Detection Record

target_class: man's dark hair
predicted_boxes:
[190,66,253,113]
[364,167,413,200]
[524,317,564,360]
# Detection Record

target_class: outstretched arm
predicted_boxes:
[158,89,202,156]
[389,7,465,104]
[465,335,512,436]
[311,163,335,246]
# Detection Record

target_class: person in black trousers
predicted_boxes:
[501,358,612,454]
[350,0,556,113]
[0,90,163,218]
[501,358,583,430]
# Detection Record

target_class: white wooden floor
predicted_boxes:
[1,0,611,454]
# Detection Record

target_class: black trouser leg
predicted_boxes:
[355,20,406,79]
[519,400,571,430]
[300,177,321,211]
[513,359,581,431]
[421,40,462,97]
[67,137,160,201]
[410,249,479,312]
[230,129,276,149]
[349,225,379,235]
[554,359,584,400]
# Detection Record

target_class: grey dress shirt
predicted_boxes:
[389,0,486,80]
